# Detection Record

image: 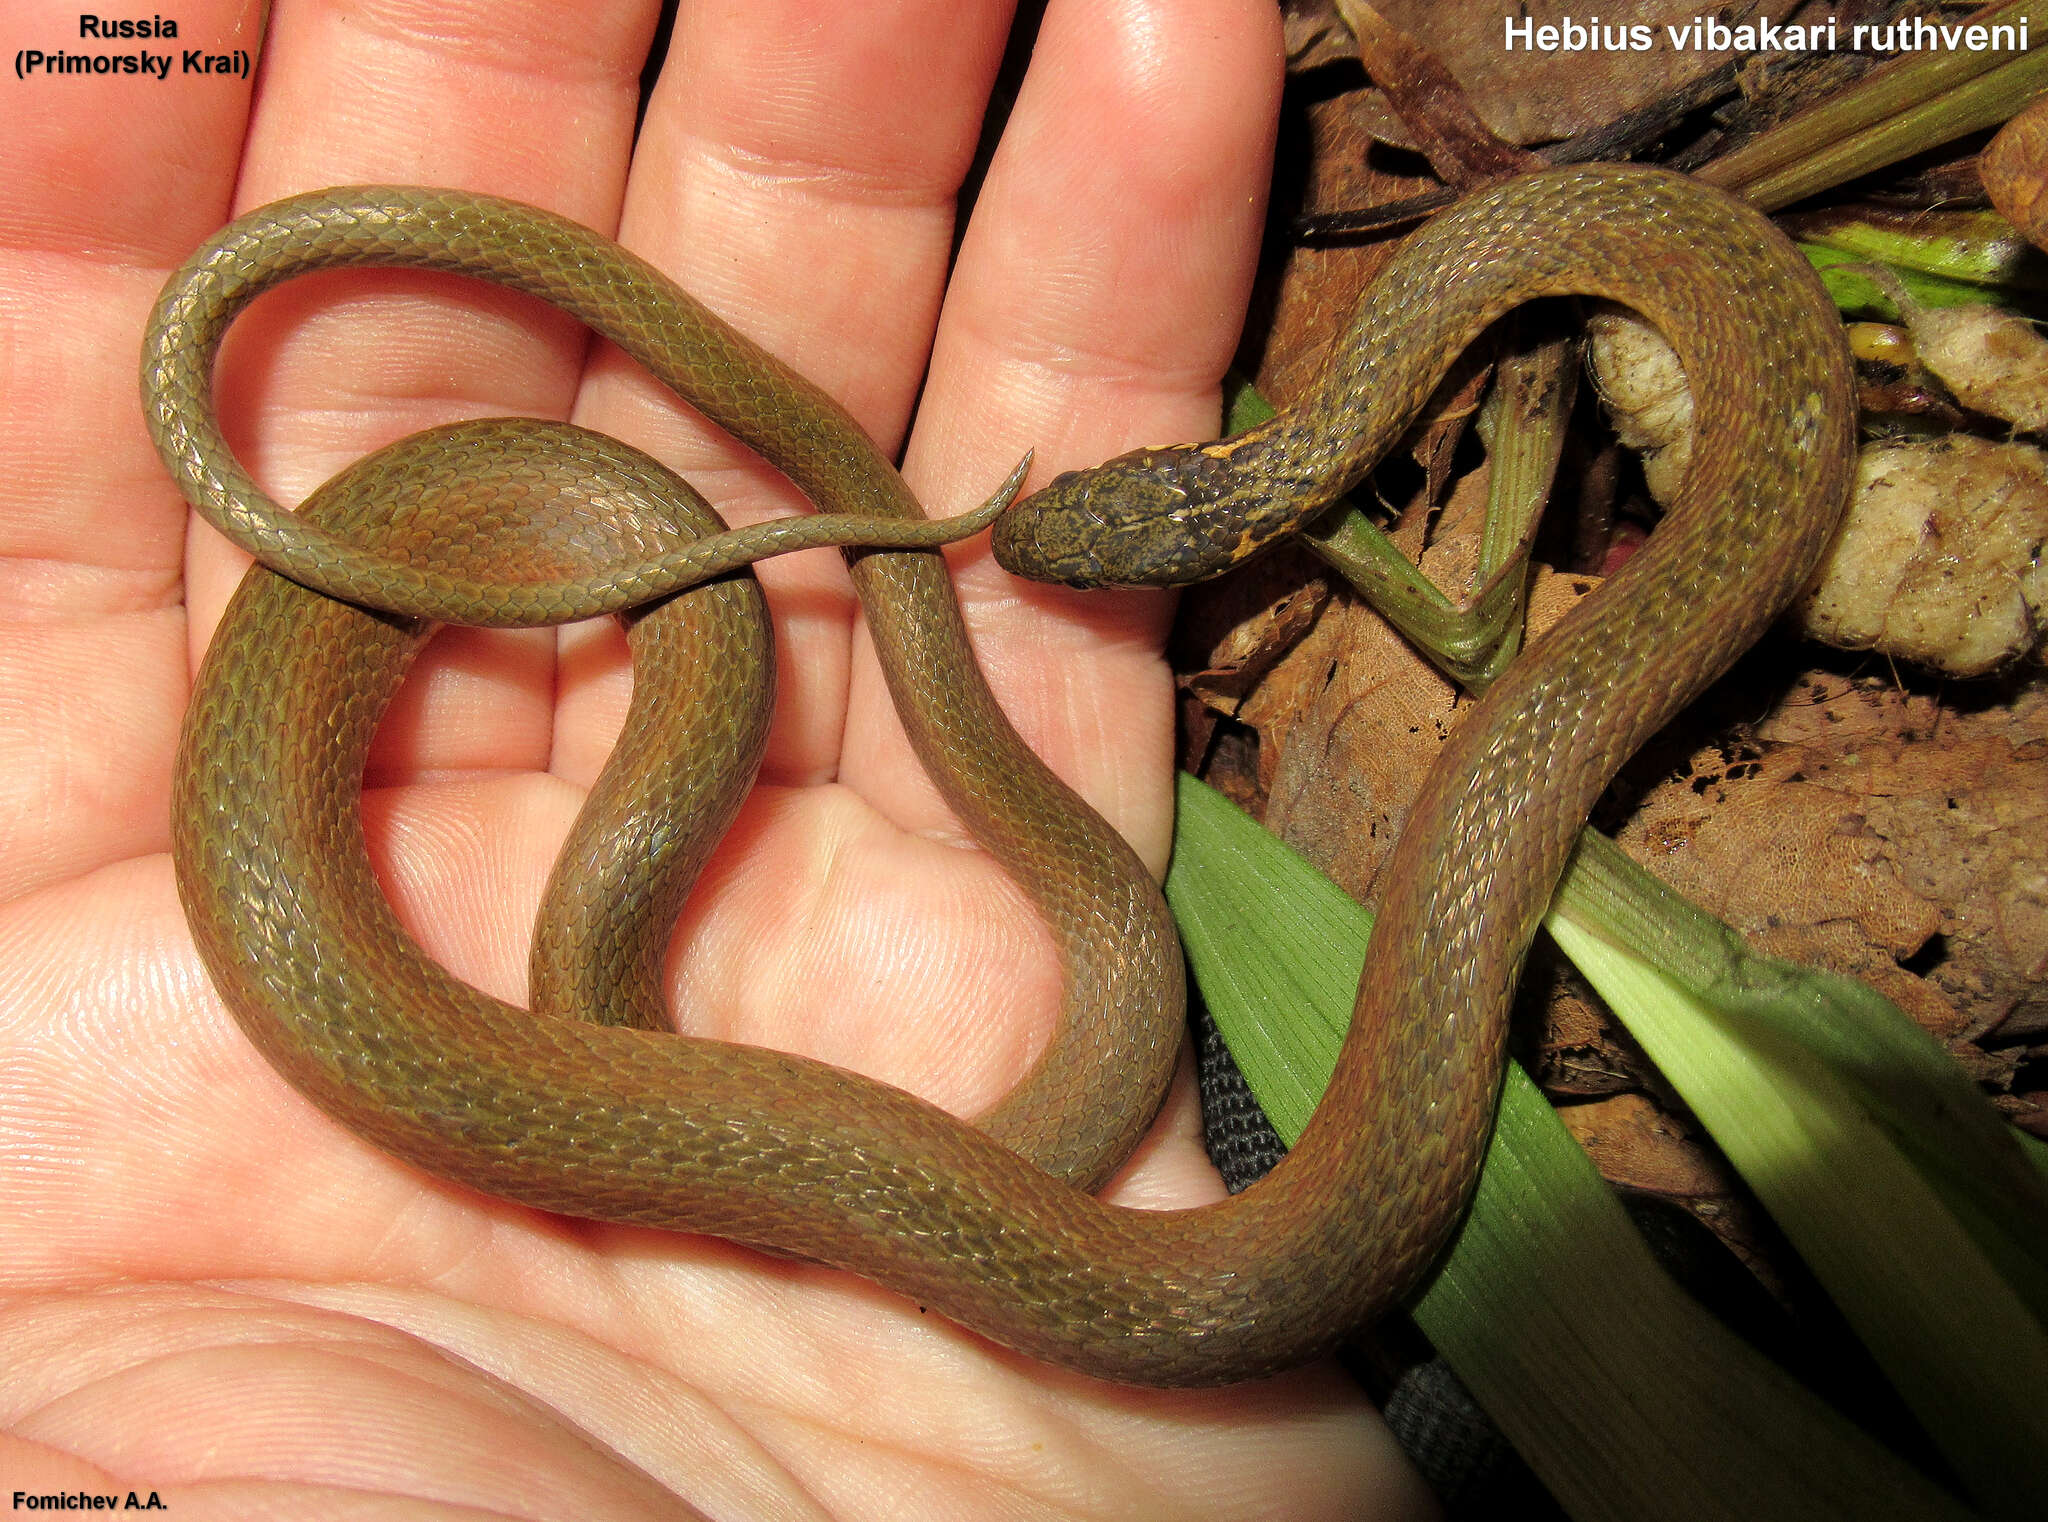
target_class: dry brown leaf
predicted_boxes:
[1336,1,1543,187]
[1615,670,2048,1121]
[1234,532,1596,906]
[1982,92,2048,247]
[1257,91,1426,407]
[1249,592,1454,900]
[1182,583,1330,720]
[1350,0,1800,148]
[1558,1092,1734,1197]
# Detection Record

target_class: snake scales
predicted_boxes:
[146,164,1855,1386]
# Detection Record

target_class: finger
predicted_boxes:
[557,1,1061,1111]
[0,0,262,902]
[843,0,1283,873]
[157,3,673,1004]
[189,0,664,781]
[560,0,1017,790]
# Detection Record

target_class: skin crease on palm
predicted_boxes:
[0,0,1445,1517]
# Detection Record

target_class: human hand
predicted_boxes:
[0,0,1434,1514]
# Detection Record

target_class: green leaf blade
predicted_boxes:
[1166,774,1981,1522]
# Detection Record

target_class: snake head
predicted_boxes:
[991,444,1254,589]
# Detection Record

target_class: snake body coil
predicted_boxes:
[150,166,1855,1387]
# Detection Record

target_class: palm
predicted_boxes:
[1,0,1432,1514]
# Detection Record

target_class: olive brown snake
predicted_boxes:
[145,163,1856,1386]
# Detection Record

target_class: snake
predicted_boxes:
[146,164,1855,1388]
